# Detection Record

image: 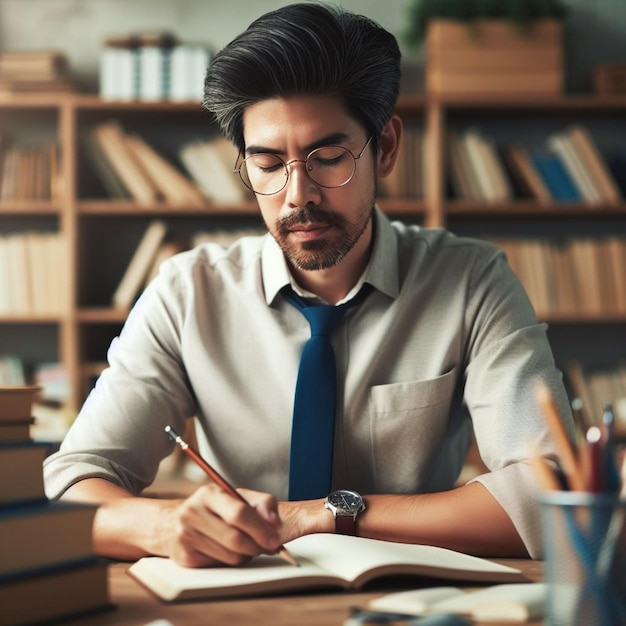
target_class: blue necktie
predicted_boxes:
[283,285,370,500]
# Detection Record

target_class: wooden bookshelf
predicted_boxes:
[0,93,625,414]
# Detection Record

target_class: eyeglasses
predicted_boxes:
[233,136,373,196]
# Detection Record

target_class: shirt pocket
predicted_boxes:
[367,368,458,493]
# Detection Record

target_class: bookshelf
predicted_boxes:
[0,93,625,417]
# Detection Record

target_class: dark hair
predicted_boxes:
[203,2,401,155]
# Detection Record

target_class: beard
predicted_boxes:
[269,200,374,271]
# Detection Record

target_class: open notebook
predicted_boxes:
[128,533,526,602]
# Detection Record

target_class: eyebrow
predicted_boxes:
[245,132,351,156]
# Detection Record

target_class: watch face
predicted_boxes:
[327,489,363,514]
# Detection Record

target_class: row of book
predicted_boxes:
[84,120,252,207]
[0,220,265,317]
[112,220,264,310]
[0,233,67,315]
[0,50,76,95]
[100,32,211,102]
[449,124,624,205]
[565,361,626,439]
[0,135,61,202]
[491,236,626,318]
[0,385,110,624]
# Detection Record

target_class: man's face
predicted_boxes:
[242,95,376,273]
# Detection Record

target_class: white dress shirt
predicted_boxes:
[44,208,573,558]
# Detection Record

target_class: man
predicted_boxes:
[44,3,572,567]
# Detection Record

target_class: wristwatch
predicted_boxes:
[324,489,365,535]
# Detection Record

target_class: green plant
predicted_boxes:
[404,0,568,47]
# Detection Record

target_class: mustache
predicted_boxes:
[277,207,344,231]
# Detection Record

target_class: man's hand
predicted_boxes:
[62,478,284,567]
[163,485,283,567]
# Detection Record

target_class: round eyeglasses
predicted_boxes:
[233,136,373,196]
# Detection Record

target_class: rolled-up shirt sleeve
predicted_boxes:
[44,262,197,499]
[461,246,573,559]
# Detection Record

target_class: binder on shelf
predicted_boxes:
[169,43,211,102]
[99,36,138,101]
[136,32,177,102]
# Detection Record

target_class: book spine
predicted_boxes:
[531,152,581,202]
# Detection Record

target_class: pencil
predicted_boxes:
[164,425,298,567]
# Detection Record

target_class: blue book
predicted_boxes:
[531,151,582,201]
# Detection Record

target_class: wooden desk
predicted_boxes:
[73,559,544,626]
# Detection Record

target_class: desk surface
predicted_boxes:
[73,559,544,626]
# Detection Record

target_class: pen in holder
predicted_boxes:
[539,490,626,626]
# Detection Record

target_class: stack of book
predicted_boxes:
[0,51,76,95]
[0,385,110,625]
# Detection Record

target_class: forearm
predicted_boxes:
[281,482,528,558]
[62,478,180,561]
[62,477,284,566]
[360,483,527,557]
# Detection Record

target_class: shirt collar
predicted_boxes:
[261,206,400,305]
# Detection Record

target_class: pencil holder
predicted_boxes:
[539,491,626,626]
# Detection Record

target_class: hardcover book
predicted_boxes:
[0,501,97,577]
[0,442,50,505]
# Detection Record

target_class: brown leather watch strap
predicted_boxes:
[335,514,357,535]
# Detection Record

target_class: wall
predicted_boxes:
[1,0,625,93]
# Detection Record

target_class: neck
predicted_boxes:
[290,217,374,304]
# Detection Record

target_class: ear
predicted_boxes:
[377,114,403,179]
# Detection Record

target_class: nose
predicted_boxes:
[284,159,321,207]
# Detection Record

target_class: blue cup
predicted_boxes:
[539,491,626,626]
